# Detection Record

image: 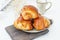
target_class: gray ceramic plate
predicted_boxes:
[23,28,47,33]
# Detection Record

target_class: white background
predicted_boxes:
[0,0,60,40]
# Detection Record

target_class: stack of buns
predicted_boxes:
[14,5,51,31]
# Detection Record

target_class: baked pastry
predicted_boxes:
[43,18,50,28]
[14,5,51,31]
[33,16,45,30]
[21,5,39,20]
[14,15,33,31]
[33,16,50,30]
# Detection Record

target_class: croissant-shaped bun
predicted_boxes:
[14,15,33,31]
[33,16,50,30]
[21,5,39,20]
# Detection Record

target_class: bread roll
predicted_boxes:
[33,16,45,30]
[21,5,39,20]
[14,15,33,31]
[33,16,50,30]
[43,18,50,28]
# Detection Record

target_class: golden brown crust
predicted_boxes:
[22,5,38,13]
[33,16,50,30]
[33,16,45,30]
[14,15,33,31]
[21,5,39,20]
[43,18,50,28]
[14,5,51,31]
